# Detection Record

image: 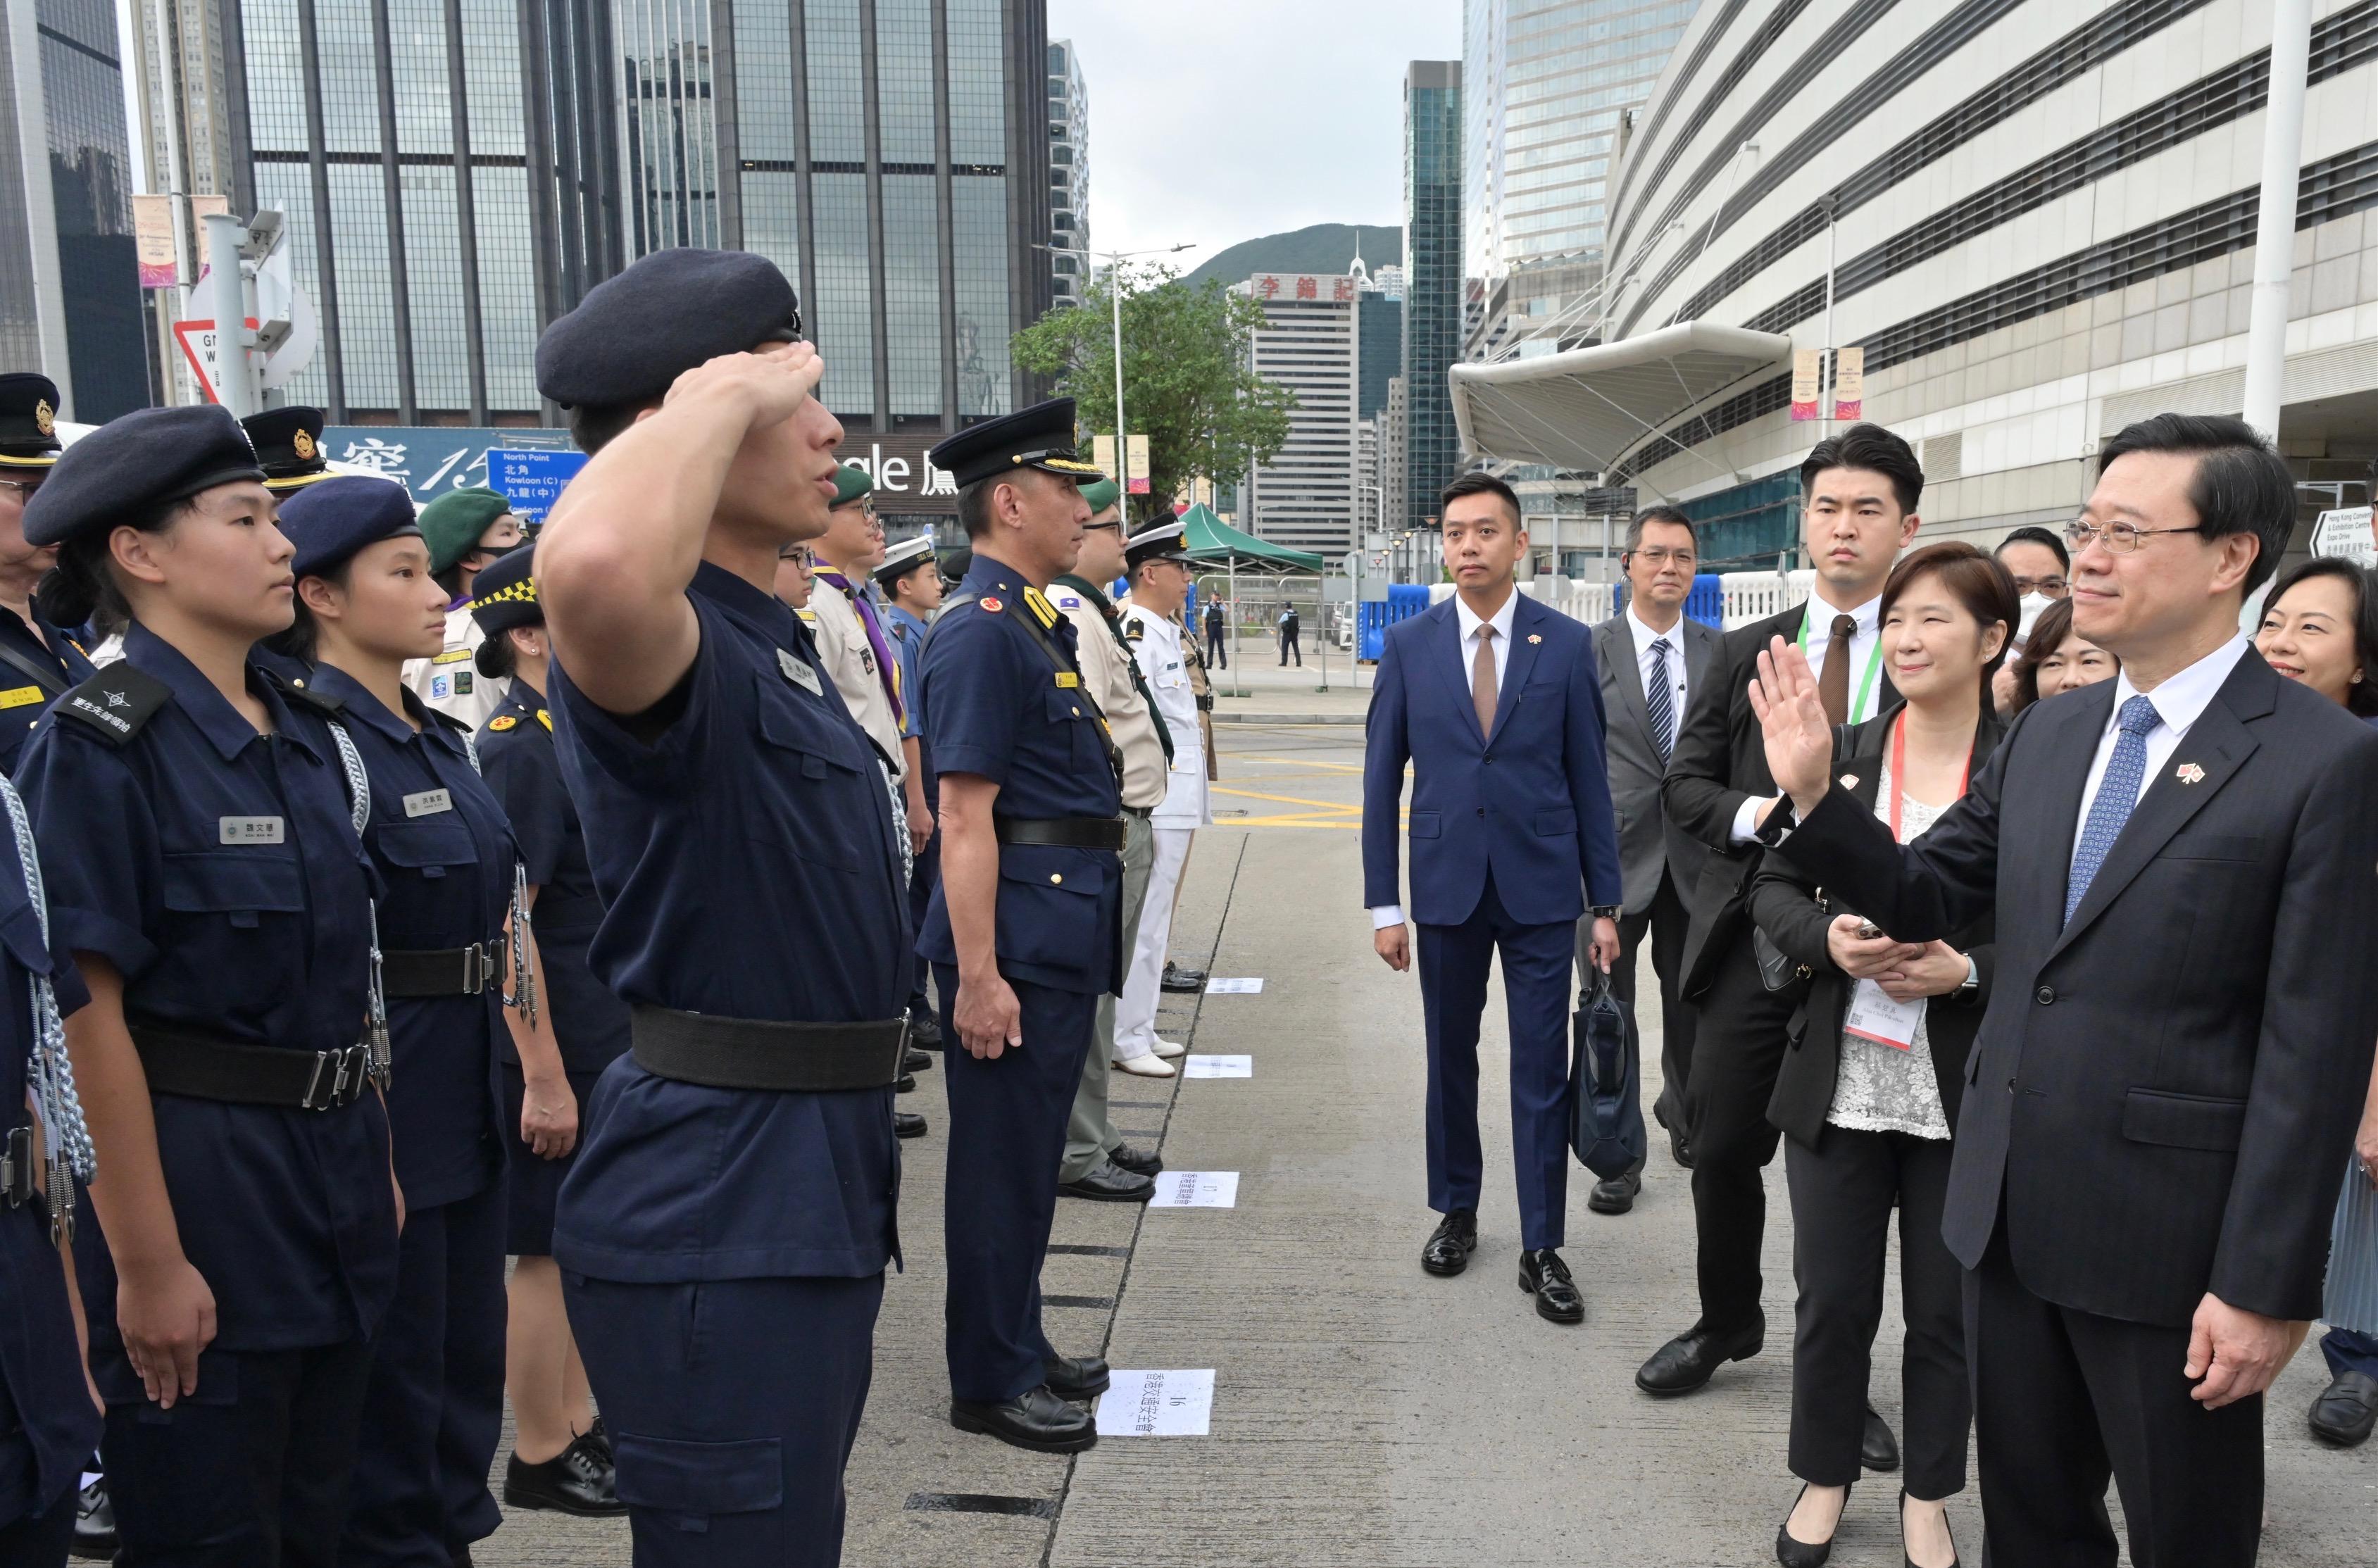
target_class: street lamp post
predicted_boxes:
[1032,241,1194,510]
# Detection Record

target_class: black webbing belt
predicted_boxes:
[993,815,1128,851]
[129,1022,375,1112]
[629,1005,910,1092]
[383,942,502,998]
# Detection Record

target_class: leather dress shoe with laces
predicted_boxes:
[502,1435,626,1516]
[1518,1248,1584,1323]
[894,1110,928,1139]
[1863,1405,1901,1471]
[1108,1141,1163,1178]
[908,1012,944,1050]
[1042,1353,1110,1400]
[1058,1158,1153,1202]
[903,1046,934,1073]
[1588,1170,1641,1215]
[71,1479,114,1561]
[951,1386,1098,1453]
[1421,1208,1477,1276]
[2309,1369,2378,1445]
[1160,961,1207,993]
[1636,1317,1766,1395]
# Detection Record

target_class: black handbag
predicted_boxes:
[1568,970,1646,1180]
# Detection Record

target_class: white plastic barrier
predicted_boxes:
[1720,567,1815,629]
[1426,576,1620,627]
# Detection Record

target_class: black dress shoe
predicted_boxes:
[1421,1208,1477,1276]
[584,1415,611,1462]
[1775,1482,1848,1567]
[70,1479,114,1561]
[894,1110,928,1139]
[1518,1248,1584,1323]
[895,1072,918,1093]
[1863,1405,1901,1471]
[502,1439,626,1517]
[903,1046,934,1073]
[1042,1353,1110,1400]
[1635,1317,1765,1395]
[2309,1368,2378,1445]
[908,1012,944,1050]
[1160,961,1207,993]
[1654,1103,1694,1169]
[1058,1158,1154,1202]
[1588,1170,1641,1215]
[950,1386,1097,1453]
[1108,1141,1163,1178]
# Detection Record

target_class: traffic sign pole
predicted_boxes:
[201,212,260,416]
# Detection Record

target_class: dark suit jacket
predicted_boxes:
[1362,594,1624,927]
[1664,602,1898,994]
[1751,702,2002,1149]
[1591,610,1718,917]
[1775,651,2378,1327]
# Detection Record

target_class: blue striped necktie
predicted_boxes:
[2065,695,2160,924]
[1646,637,1675,761]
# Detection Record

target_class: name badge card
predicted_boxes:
[403,789,453,817]
[219,816,286,845]
[1843,979,1924,1052]
[777,648,822,696]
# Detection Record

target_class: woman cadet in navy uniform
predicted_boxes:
[14,404,399,1567]
[465,543,628,1517]
[532,250,908,1568]
[918,399,1126,1457]
[269,477,519,1568]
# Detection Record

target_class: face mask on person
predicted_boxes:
[2015,591,2053,645]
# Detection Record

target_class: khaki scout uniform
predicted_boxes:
[401,603,499,727]
[809,573,908,782]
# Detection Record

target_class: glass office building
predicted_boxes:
[1048,37,1087,308]
[1402,59,1461,536]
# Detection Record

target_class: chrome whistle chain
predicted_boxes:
[2,775,92,1242]
[327,722,393,1089]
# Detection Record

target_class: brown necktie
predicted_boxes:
[1818,613,1857,727]
[1472,625,1499,738]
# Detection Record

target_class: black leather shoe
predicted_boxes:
[1160,961,1207,993]
[903,1046,934,1073]
[894,1110,928,1139]
[1655,1103,1694,1169]
[1058,1158,1154,1202]
[1042,1353,1110,1400]
[502,1439,626,1517]
[1636,1317,1765,1395]
[1588,1170,1641,1215]
[950,1386,1097,1453]
[1518,1248,1584,1323]
[1421,1208,1477,1276]
[1899,1487,1960,1568]
[2310,1368,2378,1446]
[908,1012,944,1050]
[1108,1141,1163,1178]
[1776,1482,1848,1567]
[70,1479,113,1561]
[1863,1405,1901,1471]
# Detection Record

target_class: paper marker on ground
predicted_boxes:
[1183,1054,1252,1079]
[1205,977,1263,993]
[1147,1171,1239,1208]
[1094,1369,1215,1436]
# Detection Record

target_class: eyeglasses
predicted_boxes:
[2008,575,2067,594]
[1628,547,1696,567]
[2063,518,2206,555]
[0,480,38,502]
[1082,520,1124,534]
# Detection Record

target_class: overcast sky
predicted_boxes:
[1047,0,1462,266]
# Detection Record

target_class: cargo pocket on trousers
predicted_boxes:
[611,1434,782,1532]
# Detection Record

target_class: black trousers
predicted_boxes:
[1205,629,1226,668]
[1966,1224,2264,1568]
[0,1486,72,1568]
[1603,870,1696,1134]
[907,746,941,1022]
[1278,628,1299,665]
[1786,1127,1967,1498]
[1680,932,1794,1334]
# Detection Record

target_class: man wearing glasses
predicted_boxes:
[0,374,94,774]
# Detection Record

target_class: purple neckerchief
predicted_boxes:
[817,570,903,725]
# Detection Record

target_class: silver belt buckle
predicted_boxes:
[301,1050,335,1110]
[461,943,484,995]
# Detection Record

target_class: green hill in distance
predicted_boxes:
[1181,223,1403,289]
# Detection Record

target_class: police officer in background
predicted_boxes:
[402,488,523,729]
[0,375,93,772]
[877,534,946,1050]
[1050,476,1170,1196]
[533,248,906,1568]
[920,399,1123,1455]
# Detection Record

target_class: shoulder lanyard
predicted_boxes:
[1885,709,1972,840]
[1798,608,1886,724]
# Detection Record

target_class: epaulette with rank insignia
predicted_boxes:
[54,665,173,747]
[1122,619,1146,641]
[1022,587,1061,629]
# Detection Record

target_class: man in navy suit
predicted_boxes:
[1363,472,1624,1324]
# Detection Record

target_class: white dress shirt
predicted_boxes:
[1729,592,1885,844]
[2070,634,2250,868]
[1627,604,1690,724]
[1371,589,1522,931]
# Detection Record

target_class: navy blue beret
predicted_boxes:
[279,475,422,581]
[467,544,539,637]
[23,405,265,547]
[535,249,803,409]
[927,398,1104,491]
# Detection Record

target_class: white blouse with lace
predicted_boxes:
[1826,754,1955,1141]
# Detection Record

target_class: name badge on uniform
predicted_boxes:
[0,686,42,710]
[1054,672,1080,688]
[220,816,286,846]
[403,789,453,818]
[777,648,822,695]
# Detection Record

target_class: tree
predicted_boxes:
[1012,263,1296,522]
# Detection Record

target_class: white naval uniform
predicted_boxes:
[1114,602,1206,1056]
[401,602,502,727]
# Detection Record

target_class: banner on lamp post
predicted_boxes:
[1833,346,1865,421]
[1790,349,1822,421]
[1126,433,1150,494]
[134,196,178,289]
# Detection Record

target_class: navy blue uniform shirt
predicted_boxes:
[306,665,512,1209]
[548,562,906,1281]
[917,556,1123,996]
[18,622,399,1353]
[476,683,630,1077]
[0,608,95,775]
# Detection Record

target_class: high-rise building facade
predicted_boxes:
[1237,271,1360,557]
[1402,58,1460,536]
[1047,37,1087,307]
[0,0,148,419]
[1355,262,1401,422]
[1381,373,1407,546]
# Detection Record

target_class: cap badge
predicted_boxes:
[2177,762,2205,784]
[32,400,52,437]
[292,428,317,460]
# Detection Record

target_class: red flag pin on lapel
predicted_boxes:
[1527,633,1542,644]
[2176,762,2205,784]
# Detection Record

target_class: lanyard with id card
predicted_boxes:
[1841,712,1970,1053]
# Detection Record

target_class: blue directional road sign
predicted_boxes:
[486,448,592,526]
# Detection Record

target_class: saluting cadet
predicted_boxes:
[533,248,908,1568]
[0,375,94,772]
[19,406,400,1566]
[811,466,931,866]
[919,399,1123,1455]
[466,545,627,1517]
[401,489,523,729]
[877,534,946,1050]
[1048,478,1173,1211]
[1115,522,1211,1063]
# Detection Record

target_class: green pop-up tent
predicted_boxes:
[1177,502,1324,571]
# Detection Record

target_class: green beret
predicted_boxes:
[418,487,513,575]
[1079,477,1121,514]
[831,464,874,510]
